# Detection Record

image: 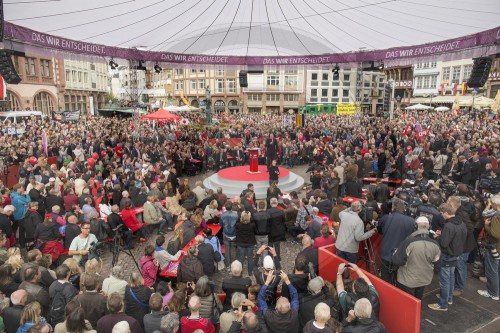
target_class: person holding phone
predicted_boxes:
[257,270,300,333]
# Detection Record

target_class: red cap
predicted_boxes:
[406,146,412,151]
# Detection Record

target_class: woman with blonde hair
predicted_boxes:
[63,258,82,290]
[191,208,207,234]
[79,258,103,292]
[7,253,23,282]
[219,292,247,333]
[235,211,256,274]
[167,227,184,255]
[203,200,220,224]
[124,271,152,328]
[165,189,183,217]
[17,301,48,333]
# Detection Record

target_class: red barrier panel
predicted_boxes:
[319,245,421,333]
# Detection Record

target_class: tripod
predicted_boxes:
[360,237,380,276]
[111,229,140,272]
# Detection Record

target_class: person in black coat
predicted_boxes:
[107,205,132,248]
[64,215,81,249]
[314,192,332,216]
[267,160,280,185]
[28,184,45,217]
[236,211,257,274]
[3,289,27,333]
[0,210,13,241]
[265,134,278,167]
[22,203,43,247]
[374,179,390,203]
[45,189,65,216]
[345,175,362,198]
[195,235,215,277]
[267,199,286,260]
[377,148,387,178]
[454,155,471,185]
[124,272,153,328]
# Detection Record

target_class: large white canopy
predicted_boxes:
[4,0,499,57]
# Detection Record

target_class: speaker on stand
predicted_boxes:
[467,57,492,88]
[239,71,248,88]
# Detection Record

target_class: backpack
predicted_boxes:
[90,218,111,241]
[49,283,73,326]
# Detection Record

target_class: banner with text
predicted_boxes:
[4,22,500,65]
[336,103,358,115]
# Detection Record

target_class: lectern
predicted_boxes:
[248,148,260,173]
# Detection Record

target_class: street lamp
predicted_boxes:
[424,93,436,108]
[471,90,478,112]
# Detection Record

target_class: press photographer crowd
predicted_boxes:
[0,108,497,333]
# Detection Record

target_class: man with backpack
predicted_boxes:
[48,264,78,326]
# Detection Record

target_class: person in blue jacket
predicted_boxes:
[10,184,31,245]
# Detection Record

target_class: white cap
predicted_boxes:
[49,177,55,182]
[263,255,274,270]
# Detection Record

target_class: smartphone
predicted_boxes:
[241,305,249,312]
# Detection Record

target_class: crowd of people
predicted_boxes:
[0,108,497,333]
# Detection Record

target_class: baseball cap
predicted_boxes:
[308,277,325,295]
[415,216,430,224]
[263,255,274,270]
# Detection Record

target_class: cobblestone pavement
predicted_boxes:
[99,164,311,292]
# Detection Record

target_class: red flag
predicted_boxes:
[417,129,429,141]
[402,124,413,136]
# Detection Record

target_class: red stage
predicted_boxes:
[217,165,290,181]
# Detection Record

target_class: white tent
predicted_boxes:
[434,106,450,111]
[405,104,433,111]
[4,0,498,57]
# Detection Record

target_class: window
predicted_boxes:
[267,75,279,86]
[175,69,184,75]
[40,59,50,77]
[451,66,461,83]
[199,69,205,73]
[431,75,438,88]
[285,76,297,87]
[430,62,437,68]
[248,94,262,101]
[198,79,205,90]
[25,57,36,76]
[64,95,70,111]
[216,79,224,93]
[65,70,70,82]
[284,94,298,102]
[423,76,430,89]
[343,90,349,97]
[285,70,297,75]
[266,94,279,101]
[416,64,422,69]
[322,89,328,97]
[71,96,77,111]
[174,80,184,91]
[311,73,318,80]
[311,89,317,97]
[463,65,472,82]
[416,76,423,89]
[78,72,82,83]
[322,73,329,81]
[226,79,235,93]
[84,73,88,84]
[332,89,338,97]
[422,63,429,69]
[6,91,21,110]
[190,80,197,90]
[343,74,350,81]
[442,67,450,82]
[191,68,197,74]
[216,67,224,76]
[34,92,55,115]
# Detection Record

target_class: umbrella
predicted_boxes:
[405,103,434,111]
[140,108,182,122]
[434,106,450,111]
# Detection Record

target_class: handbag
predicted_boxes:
[214,238,225,271]
[210,294,221,325]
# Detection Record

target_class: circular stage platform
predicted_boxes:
[203,165,304,199]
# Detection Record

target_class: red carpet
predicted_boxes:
[217,165,290,181]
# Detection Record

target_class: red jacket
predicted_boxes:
[121,208,142,232]
[180,316,215,333]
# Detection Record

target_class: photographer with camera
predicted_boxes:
[68,221,98,268]
[336,201,377,263]
[107,205,133,250]
[377,198,415,285]
[477,194,500,301]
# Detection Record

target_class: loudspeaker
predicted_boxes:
[239,71,248,87]
[0,50,21,84]
[467,57,492,88]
